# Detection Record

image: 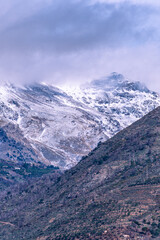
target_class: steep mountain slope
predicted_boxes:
[1,107,160,239]
[0,83,107,169]
[0,73,160,169]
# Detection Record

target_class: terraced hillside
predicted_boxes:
[1,107,160,239]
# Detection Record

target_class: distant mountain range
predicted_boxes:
[1,107,160,239]
[0,73,160,170]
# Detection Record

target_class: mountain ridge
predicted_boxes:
[0,73,160,169]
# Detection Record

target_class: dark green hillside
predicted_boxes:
[1,107,160,239]
[0,159,60,191]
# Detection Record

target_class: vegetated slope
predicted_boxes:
[0,159,61,191]
[1,107,160,239]
[0,73,160,169]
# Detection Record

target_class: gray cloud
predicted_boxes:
[0,1,153,52]
[0,0,160,90]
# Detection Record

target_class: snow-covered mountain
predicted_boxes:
[0,73,160,169]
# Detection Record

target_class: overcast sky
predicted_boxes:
[0,0,160,91]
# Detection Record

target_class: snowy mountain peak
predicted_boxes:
[85,73,151,94]
[0,74,160,170]
[91,72,124,89]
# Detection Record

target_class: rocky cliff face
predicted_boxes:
[0,73,160,169]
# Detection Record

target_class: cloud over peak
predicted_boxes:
[0,0,160,90]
